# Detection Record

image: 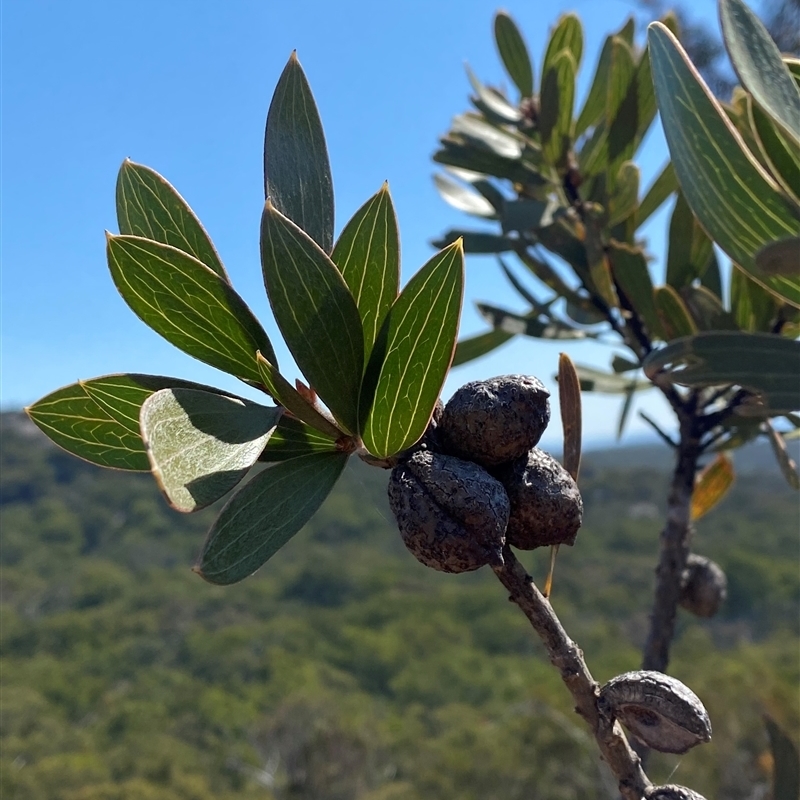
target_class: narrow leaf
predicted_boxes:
[540,49,576,166]
[572,365,651,394]
[681,285,738,331]
[636,161,678,230]
[749,99,800,202]
[465,65,522,124]
[140,389,281,512]
[433,172,496,218]
[259,416,339,462]
[720,0,800,144]
[607,240,663,339]
[116,159,228,281]
[477,303,590,340]
[452,329,513,367]
[765,420,800,490]
[764,714,800,800]
[26,382,151,471]
[255,352,344,440]
[730,265,779,331]
[260,201,364,434]
[542,13,584,78]
[450,114,524,159]
[195,452,348,585]
[575,31,615,136]
[667,193,715,289]
[264,52,334,252]
[361,242,464,458]
[755,237,800,276]
[608,161,640,227]
[494,11,534,97]
[654,285,698,340]
[691,453,735,520]
[432,230,516,254]
[616,385,637,440]
[558,353,582,481]
[332,184,401,361]
[612,354,640,373]
[106,235,276,383]
[643,331,800,414]
[648,23,800,307]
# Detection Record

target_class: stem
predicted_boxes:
[492,547,652,799]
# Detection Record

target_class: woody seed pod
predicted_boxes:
[598,670,712,755]
[646,786,708,800]
[679,554,727,618]
[388,450,509,573]
[439,375,550,468]
[496,448,582,549]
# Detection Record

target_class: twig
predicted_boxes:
[638,411,678,448]
[492,547,652,800]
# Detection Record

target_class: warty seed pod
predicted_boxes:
[495,448,582,549]
[645,786,708,800]
[598,670,712,755]
[679,554,727,618]
[388,450,509,573]
[439,375,550,468]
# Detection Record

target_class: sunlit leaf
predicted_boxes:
[608,161,640,227]
[195,451,348,585]
[450,114,524,159]
[115,160,228,281]
[477,303,591,340]
[106,235,276,383]
[260,201,364,434]
[264,52,334,252]
[571,364,651,394]
[730,266,779,331]
[465,64,522,123]
[452,329,514,367]
[433,172,496,218]
[361,242,463,458]
[749,99,800,202]
[542,13,584,78]
[654,285,698,340]
[643,331,800,414]
[332,184,401,361]
[648,23,800,307]
[691,453,735,520]
[720,0,800,144]
[434,137,544,185]
[259,416,339,462]
[494,11,534,97]
[540,49,576,166]
[140,389,281,512]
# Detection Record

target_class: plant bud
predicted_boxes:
[645,786,708,800]
[495,448,582,549]
[679,554,727,618]
[439,375,550,468]
[598,670,712,755]
[388,450,509,573]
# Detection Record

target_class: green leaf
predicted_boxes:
[477,303,591,340]
[260,201,364,434]
[502,198,560,233]
[786,57,800,88]
[195,451,348,585]
[636,161,678,230]
[666,192,715,289]
[450,114,525,160]
[26,381,151,471]
[654,285,698,340]
[648,23,800,308]
[465,65,522,124]
[575,32,615,137]
[612,354,641,373]
[264,52,334,253]
[332,184,401,362]
[106,235,277,382]
[616,384,637,439]
[452,329,513,367]
[115,159,228,281]
[255,352,344,440]
[643,331,800,414]
[680,285,738,331]
[497,257,555,312]
[431,230,516,254]
[140,389,281,512]
[755,237,800,276]
[540,49,576,166]
[730,265,779,331]
[720,0,800,145]
[433,138,544,185]
[608,240,663,340]
[608,161,640,227]
[542,13,584,78]
[259,416,339,462]
[765,715,800,800]
[571,364,650,394]
[765,421,800,490]
[433,172,496,218]
[494,11,534,97]
[749,99,800,202]
[361,241,464,458]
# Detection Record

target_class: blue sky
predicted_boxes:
[2,0,723,449]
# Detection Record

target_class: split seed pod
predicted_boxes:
[598,670,712,754]
[679,554,727,618]
[645,786,708,800]
[439,375,550,468]
[496,448,583,549]
[388,450,509,573]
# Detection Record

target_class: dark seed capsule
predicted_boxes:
[439,375,550,468]
[679,554,727,618]
[495,448,582,549]
[646,785,708,800]
[599,670,712,755]
[388,450,509,573]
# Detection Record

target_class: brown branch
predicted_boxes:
[492,547,652,800]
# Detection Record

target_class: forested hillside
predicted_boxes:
[1,411,797,800]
